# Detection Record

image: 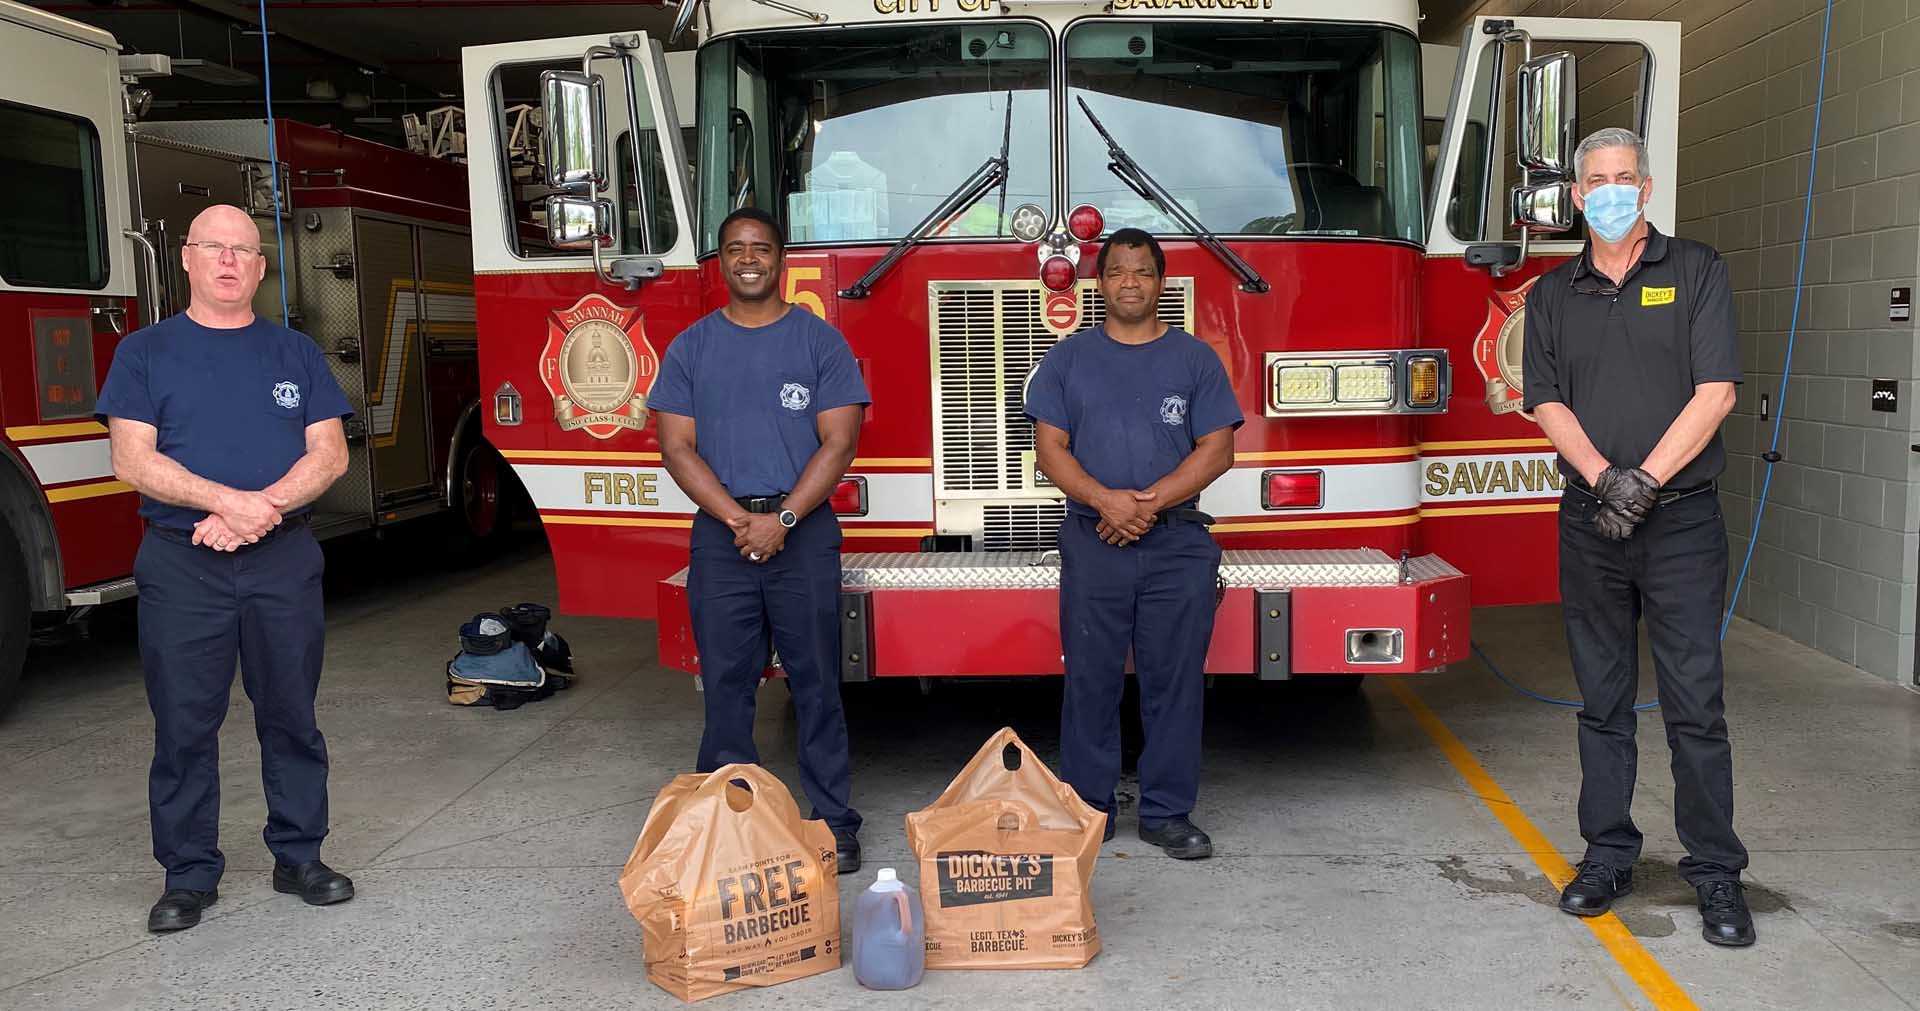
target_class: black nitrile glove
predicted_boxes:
[1594,465,1660,523]
[1593,505,1638,541]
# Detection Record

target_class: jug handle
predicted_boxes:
[892,889,913,933]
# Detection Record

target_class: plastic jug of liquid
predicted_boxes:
[851,867,925,990]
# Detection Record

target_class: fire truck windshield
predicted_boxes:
[1066,21,1424,244]
[694,22,1052,251]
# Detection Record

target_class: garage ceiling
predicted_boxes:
[27,0,682,138]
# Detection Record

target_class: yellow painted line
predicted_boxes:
[7,422,106,441]
[1419,502,1562,518]
[851,457,933,468]
[44,479,133,503]
[502,449,663,462]
[1235,446,1418,462]
[844,527,933,538]
[1210,513,1421,533]
[1386,680,1699,1011]
[1419,438,1554,452]
[540,514,691,529]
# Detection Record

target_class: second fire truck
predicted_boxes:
[0,0,512,712]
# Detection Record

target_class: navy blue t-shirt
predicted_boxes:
[94,314,353,532]
[648,307,871,498]
[1024,325,1243,517]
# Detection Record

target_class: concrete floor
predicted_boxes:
[0,533,1916,1011]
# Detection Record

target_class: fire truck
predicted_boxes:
[460,0,1679,684]
[0,0,508,712]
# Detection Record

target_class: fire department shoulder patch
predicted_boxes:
[1473,278,1540,420]
[539,294,657,439]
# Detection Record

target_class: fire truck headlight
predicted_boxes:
[1275,366,1334,404]
[1407,357,1442,407]
[1262,351,1449,417]
[1334,364,1394,404]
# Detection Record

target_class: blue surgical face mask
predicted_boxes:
[1582,183,1644,243]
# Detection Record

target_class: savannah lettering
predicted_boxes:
[1423,458,1566,498]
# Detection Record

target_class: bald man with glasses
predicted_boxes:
[97,205,356,932]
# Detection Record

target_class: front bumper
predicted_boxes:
[657,548,1470,679]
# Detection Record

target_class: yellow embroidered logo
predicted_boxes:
[1641,286,1676,307]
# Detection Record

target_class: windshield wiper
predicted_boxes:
[1075,96,1268,294]
[839,94,1015,300]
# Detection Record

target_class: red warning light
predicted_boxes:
[1067,204,1104,242]
[1040,255,1077,292]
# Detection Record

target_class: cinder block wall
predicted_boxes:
[1425,0,1920,683]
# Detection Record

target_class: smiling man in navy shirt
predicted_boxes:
[1026,228,1242,859]
[96,205,354,932]
[650,207,870,872]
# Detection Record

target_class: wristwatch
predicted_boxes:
[778,509,798,529]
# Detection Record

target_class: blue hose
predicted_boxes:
[256,0,291,325]
[1484,0,1834,710]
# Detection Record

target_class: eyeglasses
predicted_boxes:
[184,240,264,261]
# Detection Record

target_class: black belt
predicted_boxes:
[732,495,787,514]
[149,512,309,549]
[1154,507,1216,526]
[1570,481,1715,506]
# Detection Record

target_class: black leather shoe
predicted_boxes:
[273,861,355,906]
[834,829,861,876]
[1138,816,1212,859]
[1559,860,1633,916]
[1697,880,1757,947]
[148,888,216,932]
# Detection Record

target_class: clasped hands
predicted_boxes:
[1094,488,1159,546]
[727,513,787,564]
[193,489,291,552]
[1591,465,1661,541]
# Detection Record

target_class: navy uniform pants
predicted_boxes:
[1058,512,1220,823]
[688,509,860,834]
[134,520,330,892]
[1559,486,1748,885]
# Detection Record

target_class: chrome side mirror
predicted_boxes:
[1512,179,1575,233]
[543,194,611,250]
[1516,52,1577,176]
[540,69,606,192]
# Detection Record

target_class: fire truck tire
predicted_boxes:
[0,524,30,718]
[452,439,513,548]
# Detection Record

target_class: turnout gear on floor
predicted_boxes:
[446,610,572,709]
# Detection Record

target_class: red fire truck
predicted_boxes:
[460,0,1679,684]
[0,0,508,711]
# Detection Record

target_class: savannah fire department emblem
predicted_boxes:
[1473,278,1539,418]
[540,293,656,439]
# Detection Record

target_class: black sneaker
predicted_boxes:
[834,828,861,875]
[1558,860,1633,917]
[1137,816,1212,860]
[1696,880,1756,947]
[147,888,217,932]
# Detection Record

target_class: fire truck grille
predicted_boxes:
[929,278,1194,497]
[982,501,1067,553]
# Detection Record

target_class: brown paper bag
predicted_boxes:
[905,727,1103,970]
[618,764,842,1002]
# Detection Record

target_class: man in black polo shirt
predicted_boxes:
[1522,128,1752,947]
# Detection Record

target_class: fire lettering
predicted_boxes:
[582,470,660,506]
